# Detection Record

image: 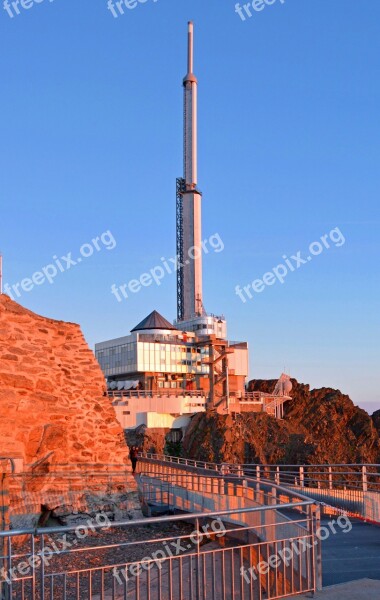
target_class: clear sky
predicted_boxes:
[1,0,379,413]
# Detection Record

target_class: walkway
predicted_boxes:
[290,578,380,599]
[321,518,380,586]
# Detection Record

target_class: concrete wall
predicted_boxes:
[113,395,206,429]
[228,346,249,377]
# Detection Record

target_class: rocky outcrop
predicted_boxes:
[372,410,380,435]
[182,379,380,465]
[0,295,139,527]
[125,426,169,455]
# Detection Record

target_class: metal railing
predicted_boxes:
[0,500,321,599]
[138,468,317,517]
[137,333,191,344]
[239,464,380,494]
[139,455,380,522]
[139,456,380,493]
[240,463,380,522]
[0,456,323,599]
[109,389,207,399]
[139,453,237,473]
[137,457,322,596]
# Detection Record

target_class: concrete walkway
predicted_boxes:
[321,518,380,586]
[290,578,380,599]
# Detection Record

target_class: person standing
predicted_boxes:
[129,446,139,475]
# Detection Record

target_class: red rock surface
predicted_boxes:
[0,295,139,526]
[181,379,380,466]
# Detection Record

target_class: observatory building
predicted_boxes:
[95,23,291,430]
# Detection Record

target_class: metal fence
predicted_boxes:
[137,455,323,597]
[0,502,320,599]
[241,464,380,493]
[138,454,380,491]
[241,464,380,522]
[108,390,207,399]
[138,469,318,542]
[139,454,380,522]
[0,454,323,600]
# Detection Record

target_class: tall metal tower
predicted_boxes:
[177,22,204,322]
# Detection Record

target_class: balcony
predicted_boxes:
[108,389,207,399]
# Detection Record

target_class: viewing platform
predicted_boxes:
[107,387,292,428]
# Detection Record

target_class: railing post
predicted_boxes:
[275,466,280,485]
[362,466,368,492]
[0,462,10,600]
[312,504,323,591]
[328,466,333,490]
[196,517,201,599]
[40,533,46,600]
[300,466,305,488]
[256,465,261,482]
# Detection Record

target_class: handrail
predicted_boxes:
[139,455,317,504]
[109,389,207,398]
[0,498,314,538]
[139,454,380,494]
[240,463,380,468]
[140,453,380,470]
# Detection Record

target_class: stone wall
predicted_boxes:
[0,295,139,527]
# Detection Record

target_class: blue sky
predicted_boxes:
[1,0,379,413]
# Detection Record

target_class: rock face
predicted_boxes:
[372,410,380,435]
[0,295,139,527]
[125,426,169,455]
[182,379,380,465]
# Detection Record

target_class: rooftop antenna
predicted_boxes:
[177,21,203,322]
[183,20,198,189]
[187,20,194,75]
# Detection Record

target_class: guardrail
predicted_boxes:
[0,456,324,599]
[241,464,380,523]
[0,498,321,599]
[138,456,322,596]
[139,455,380,522]
[139,453,224,472]
[139,456,380,492]
[241,464,380,493]
[108,389,207,399]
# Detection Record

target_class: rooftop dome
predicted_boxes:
[131,310,176,332]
